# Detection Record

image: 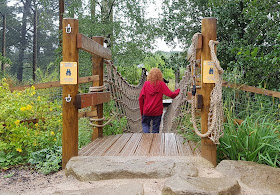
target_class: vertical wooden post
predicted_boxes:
[201,17,217,166]
[62,18,79,169]
[91,36,104,140]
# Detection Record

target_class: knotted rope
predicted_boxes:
[104,60,146,132]
[190,33,224,144]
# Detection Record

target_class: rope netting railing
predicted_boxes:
[104,60,147,132]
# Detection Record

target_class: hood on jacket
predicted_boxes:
[145,81,161,96]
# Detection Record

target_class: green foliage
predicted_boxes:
[78,118,92,149]
[218,113,280,168]
[103,101,127,135]
[116,65,143,85]
[28,145,62,174]
[0,78,62,169]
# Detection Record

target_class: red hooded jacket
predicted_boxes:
[139,81,180,116]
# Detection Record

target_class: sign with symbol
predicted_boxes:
[202,60,219,83]
[60,62,77,84]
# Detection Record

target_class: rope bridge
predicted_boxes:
[101,35,224,145]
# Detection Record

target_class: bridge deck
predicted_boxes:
[79,133,200,157]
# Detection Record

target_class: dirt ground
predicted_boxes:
[0,167,165,195]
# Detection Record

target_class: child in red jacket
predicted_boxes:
[139,68,180,133]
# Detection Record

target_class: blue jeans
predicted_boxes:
[142,115,162,133]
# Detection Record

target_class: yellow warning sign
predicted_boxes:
[202,60,219,83]
[60,62,77,84]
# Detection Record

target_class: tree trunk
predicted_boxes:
[59,0,64,45]
[33,7,37,81]
[1,14,6,72]
[17,0,31,82]
[90,0,95,20]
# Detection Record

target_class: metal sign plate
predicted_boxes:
[202,60,219,83]
[60,62,77,84]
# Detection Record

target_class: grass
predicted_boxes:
[217,111,280,167]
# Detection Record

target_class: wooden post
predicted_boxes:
[201,17,217,166]
[62,18,79,169]
[91,36,104,140]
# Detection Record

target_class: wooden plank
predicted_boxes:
[149,133,162,156]
[222,81,280,98]
[175,134,193,156]
[62,18,79,169]
[10,75,99,91]
[77,33,112,60]
[120,133,142,156]
[134,133,154,156]
[88,134,122,156]
[78,110,97,118]
[103,133,133,156]
[76,92,110,109]
[78,137,105,156]
[164,133,178,156]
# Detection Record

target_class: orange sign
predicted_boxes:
[202,60,219,83]
[60,62,77,84]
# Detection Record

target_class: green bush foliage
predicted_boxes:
[0,78,62,169]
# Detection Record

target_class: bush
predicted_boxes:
[28,145,62,174]
[0,78,62,169]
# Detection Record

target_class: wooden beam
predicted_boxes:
[196,33,203,50]
[222,81,280,98]
[77,33,112,60]
[10,75,99,91]
[201,17,217,166]
[91,36,105,141]
[76,92,110,109]
[62,18,79,169]
[78,110,97,118]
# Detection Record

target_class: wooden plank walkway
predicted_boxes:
[79,133,200,157]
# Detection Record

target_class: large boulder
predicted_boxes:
[162,175,240,195]
[65,156,212,181]
[216,160,280,195]
[53,182,144,195]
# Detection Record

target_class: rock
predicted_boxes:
[65,156,211,181]
[0,190,18,195]
[216,160,280,195]
[53,182,144,195]
[162,175,240,195]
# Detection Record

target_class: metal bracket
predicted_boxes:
[65,94,72,102]
[65,24,72,34]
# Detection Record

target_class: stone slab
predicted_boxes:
[65,156,212,181]
[216,160,280,195]
[53,182,144,195]
[162,175,240,195]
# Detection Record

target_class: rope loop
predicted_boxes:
[189,33,224,144]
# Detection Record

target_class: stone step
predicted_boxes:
[65,156,213,181]
[53,182,144,195]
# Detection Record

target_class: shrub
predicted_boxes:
[0,78,62,169]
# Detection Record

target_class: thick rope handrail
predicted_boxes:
[190,33,224,144]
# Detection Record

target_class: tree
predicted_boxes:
[160,0,280,89]
[64,0,160,69]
